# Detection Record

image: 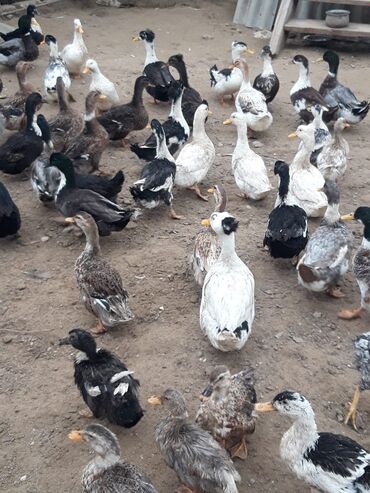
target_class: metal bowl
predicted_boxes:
[325,9,350,28]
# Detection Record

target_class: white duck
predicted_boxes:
[200,211,255,352]
[83,59,119,112]
[234,58,273,133]
[61,19,88,78]
[317,117,350,181]
[284,124,327,218]
[44,35,71,103]
[299,104,330,165]
[209,41,253,104]
[224,112,272,200]
[175,103,215,201]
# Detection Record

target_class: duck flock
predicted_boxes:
[2,4,370,493]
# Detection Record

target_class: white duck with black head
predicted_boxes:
[200,211,255,352]
[253,45,280,104]
[256,390,370,493]
[43,34,71,102]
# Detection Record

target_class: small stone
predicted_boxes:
[202,34,214,40]
[313,311,322,319]
[20,475,27,482]
[252,140,264,148]
[292,335,304,344]
[41,236,50,242]
[3,336,13,344]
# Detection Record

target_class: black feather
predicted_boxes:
[0,182,21,237]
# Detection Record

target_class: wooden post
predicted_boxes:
[270,0,295,55]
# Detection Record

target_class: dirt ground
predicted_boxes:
[1,1,370,492]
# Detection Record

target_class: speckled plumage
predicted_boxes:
[354,332,370,392]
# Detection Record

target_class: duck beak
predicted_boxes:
[58,336,71,345]
[201,218,211,227]
[288,131,297,139]
[78,27,84,34]
[254,402,276,412]
[68,430,84,442]
[341,213,355,221]
[148,395,162,406]
[344,123,351,128]
[207,188,215,193]
[64,217,75,224]
[82,67,91,74]
[132,36,140,42]
[223,118,232,125]
[315,57,324,63]
[145,123,151,129]
[207,110,213,116]
[98,94,108,101]
[40,40,46,45]
[201,384,213,399]
[246,48,254,55]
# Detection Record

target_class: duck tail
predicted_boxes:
[209,64,218,87]
[108,169,125,196]
[353,100,370,117]
[130,143,155,161]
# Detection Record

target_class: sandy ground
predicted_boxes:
[1,1,370,492]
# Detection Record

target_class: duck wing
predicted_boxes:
[144,61,174,87]
[138,159,175,191]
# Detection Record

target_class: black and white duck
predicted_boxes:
[317,117,350,181]
[130,119,181,220]
[132,29,175,103]
[130,81,189,162]
[43,34,71,103]
[47,153,134,236]
[148,388,240,493]
[253,45,279,104]
[290,54,337,123]
[60,328,142,424]
[0,27,41,68]
[0,4,41,42]
[303,104,331,165]
[297,180,352,297]
[319,50,369,124]
[263,160,308,261]
[256,390,370,493]
[0,92,46,175]
[0,181,21,238]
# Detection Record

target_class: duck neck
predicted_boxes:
[144,40,158,66]
[361,226,370,249]
[219,232,238,261]
[277,173,289,204]
[86,452,120,479]
[327,59,338,78]
[56,165,75,192]
[293,65,310,93]
[156,137,174,162]
[48,41,59,60]
[235,122,250,153]
[26,105,39,134]
[73,29,84,46]
[262,56,274,76]
[84,110,99,134]
[292,140,312,169]
[324,203,340,224]
[131,78,146,106]
[169,93,184,121]
[281,410,318,462]
[192,113,207,140]
[174,61,189,87]
[57,84,69,112]
[84,228,101,256]
[17,69,33,93]
[240,65,252,89]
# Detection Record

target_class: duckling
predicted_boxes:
[131,81,189,161]
[343,332,370,432]
[191,185,227,286]
[148,388,240,493]
[97,76,150,143]
[0,29,40,67]
[61,19,87,78]
[339,207,370,321]
[319,50,369,124]
[130,119,181,220]
[0,92,47,175]
[48,153,133,236]
[60,329,141,422]
[297,180,352,297]
[175,103,215,201]
[285,124,327,218]
[69,423,158,492]
[196,365,256,460]
[223,112,272,200]
[65,91,109,174]
[200,212,255,352]
[209,41,253,104]
[255,390,370,493]
[83,59,119,112]
[317,117,350,181]
[132,29,175,103]
[43,34,71,103]
[0,181,21,238]
[234,58,273,133]
[48,77,84,152]
[263,161,308,260]
[290,55,337,123]
[168,53,203,127]
[253,45,279,103]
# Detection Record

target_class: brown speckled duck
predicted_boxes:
[196,365,256,459]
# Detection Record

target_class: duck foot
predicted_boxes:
[229,437,248,460]
[338,307,364,320]
[91,320,107,334]
[327,287,345,299]
[78,409,94,418]
[344,386,361,432]
[188,184,208,202]
[169,208,183,220]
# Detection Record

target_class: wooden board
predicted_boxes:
[285,18,370,37]
[270,0,294,55]
[309,0,370,5]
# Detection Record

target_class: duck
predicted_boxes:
[196,365,256,459]
[65,91,109,174]
[255,390,370,493]
[0,181,21,238]
[285,124,327,218]
[191,185,227,286]
[290,54,337,123]
[29,113,55,196]
[223,112,272,200]
[0,28,41,68]
[97,76,150,143]
[319,50,369,124]
[132,28,175,103]
[339,206,370,321]
[234,58,273,133]
[0,4,41,42]
[263,160,308,260]
[130,119,181,220]
[168,53,204,127]
[43,34,71,103]
[68,424,157,493]
[303,104,331,165]
[47,153,134,236]
[209,40,253,104]
[175,103,215,201]
[48,76,84,152]
[130,81,189,162]
[0,92,47,175]
[253,45,279,103]
[83,59,119,112]
[32,152,124,204]
[343,332,370,432]
[200,211,255,352]
[61,19,87,78]
[148,388,240,493]
[316,117,350,181]
[297,180,352,297]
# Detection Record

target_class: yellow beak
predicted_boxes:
[145,123,151,129]
[341,213,355,221]
[40,40,46,45]
[254,402,276,412]
[315,57,324,63]
[132,36,140,42]
[223,118,232,125]
[201,218,211,227]
[148,396,162,405]
[82,67,91,74]
[288,131,297,139]
[78,27,84,34]
[65,217,75,224]
[207,188,215,193]
[68,430,84,442]
[98,94,108,101]
[344,123,351,128]
[207,110,213,116]
[246,48,254,55]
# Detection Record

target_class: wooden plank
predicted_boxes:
[285,18,370,36]
[270,0,294,55]
[309,0,370,5]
